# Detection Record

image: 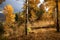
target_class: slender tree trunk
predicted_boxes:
[56,0,59,32]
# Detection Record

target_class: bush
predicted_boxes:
[15,13,18,22]
[36,9,44,20]
[0,22,4,35]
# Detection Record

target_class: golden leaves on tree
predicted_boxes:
[58,2,60,11]
[3,5,15,24]
[41,0,56,20]
[35,0,40,4]
[30,10,37,21]
[28,0,40,21]
[3,5,15,36]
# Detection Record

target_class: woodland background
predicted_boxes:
[0,0,60,40]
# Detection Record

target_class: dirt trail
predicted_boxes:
[27,20,55,33]
[27,20,54,27]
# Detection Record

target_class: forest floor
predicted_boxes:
[8,20,60,40]
[27,20,54,28]
[8,28,60,40]
[2,20,59,40]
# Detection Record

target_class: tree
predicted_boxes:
[36,4,45,20]
[42,0,56,20]
[3,5,15,37]
[0,0,5,4]
[45,0,55,2]
[44,0,60,32]
[3,5,15,24]
[15,13,18,22]
[0,22,4,35]
[28,0,41,22]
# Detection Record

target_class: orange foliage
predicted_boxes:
[30,10,37,20]
[3,5,15,24]
[58,2,60,11]
[28,0,40,21]
[3,5,15,37]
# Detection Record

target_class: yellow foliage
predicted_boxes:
[44,1,55,14]
[23,4,27,9]
[35,0,40,4]
[3,4,15,24]
[3,5,14,15]
[58,2,60,11]
[28,0,40,21]
[30,10,37,21]
[42,1,56,20]
[28,0,35,4]
[45,1,56,7]
[28,0,40,4]
[29,0,40,8]
[3,5,15,36]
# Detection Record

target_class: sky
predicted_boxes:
[0,0,25,13]
[0,0,46,13]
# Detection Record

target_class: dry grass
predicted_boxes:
[7,28,60,40]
